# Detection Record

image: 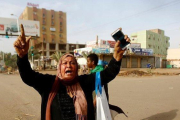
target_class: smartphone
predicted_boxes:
[111,28,130,49]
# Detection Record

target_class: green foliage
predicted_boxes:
[51,51,63,62]
[4,52,17,70]
[28,49,41,60]
[0,51,3,60]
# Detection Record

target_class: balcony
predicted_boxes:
[59,29,63,33]
[33,14,38,21]
[51,10,55,19]
[60,21,63,27]
[51,21,54,26]
[42,26,46,31]
[43,20,46,25]
[59,34,63,39]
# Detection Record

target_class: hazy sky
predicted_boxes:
[0,0,180,53]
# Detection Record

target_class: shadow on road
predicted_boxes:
[142,109,178,120]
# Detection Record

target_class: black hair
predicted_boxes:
[87,53,98,65]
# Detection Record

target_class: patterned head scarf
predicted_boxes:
[46,53,87,120]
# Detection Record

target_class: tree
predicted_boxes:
[0,51,3,61]
[51,51,63,63]
[4,53,17,70]
[28,49,41,60]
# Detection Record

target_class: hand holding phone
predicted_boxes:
[111,28,130,49]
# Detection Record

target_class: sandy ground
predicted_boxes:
[37,68,180,75]
[120,68,180,73]
[0,70,180,120]
[109,75,180,120]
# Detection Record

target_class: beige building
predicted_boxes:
[19,6,85,68]
[166,48,180,68]
[19,6,85,57]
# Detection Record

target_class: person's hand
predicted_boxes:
[113,31,131,61]
[14,24,31,58]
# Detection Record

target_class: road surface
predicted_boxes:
[0,73,180,120]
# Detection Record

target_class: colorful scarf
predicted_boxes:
[46,53,87,120]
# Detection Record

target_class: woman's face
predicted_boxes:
[60,56,77,80]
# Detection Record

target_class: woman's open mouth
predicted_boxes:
[65,70,73,75]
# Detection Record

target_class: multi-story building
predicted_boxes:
[130,29,170,58]
[166,48,180,68]
[19,6,85,57]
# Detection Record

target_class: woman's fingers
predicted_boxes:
[26,36,31,43]
[126,37,130,42]
[124,35,131,42]
[114,40,120,48]
[20,24,26,46]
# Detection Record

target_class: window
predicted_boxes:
[43,13,45,18]
[59,34,63,38]
[60,22,63,26]
[43,38,46,42]
[60,28,63,32]
[43,20,45,24]
[52,39,55,42]
[52,15,54,18]
[52,21,54,25]
[148,44,151,48]
[42,26,46,30]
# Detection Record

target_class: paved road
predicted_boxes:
[0,73,180,120]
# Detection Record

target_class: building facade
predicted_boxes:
[166,48,180,68]
[19,6,86,68]
[130,29,170,58]
[19,7,85,57]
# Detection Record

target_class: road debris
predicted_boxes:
[24,114,35,116]
[118,70,180,76]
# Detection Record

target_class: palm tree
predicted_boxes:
[28,49,41,60]
[51,51,63,63]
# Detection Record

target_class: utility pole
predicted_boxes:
[0,39,4,64]
[11,14,20,36]
[31,40,34,69]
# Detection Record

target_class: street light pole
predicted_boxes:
[11,14,20,36]
[11,13,34,69]
[0,39,4,63]
[31,40,34,69]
